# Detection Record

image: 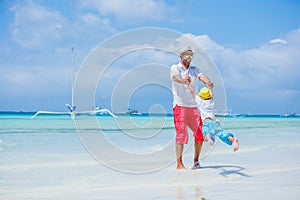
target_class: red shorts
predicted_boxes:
[173,105,204,144]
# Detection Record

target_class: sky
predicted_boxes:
[0,0,300,114]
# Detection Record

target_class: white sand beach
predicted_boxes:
[1,116,300,200]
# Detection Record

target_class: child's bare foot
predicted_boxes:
[233,138,239,152]
[208,138,214,146]
[206,135,214,146]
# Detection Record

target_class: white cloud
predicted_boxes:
[72,28,300,113]
[186,34,224,51]
[179,29,300,112]
[10,1,67,48]
[75,12,117,38]
[1,64,69,95]
[80,0,172,22]
[4,0,300,114]
[269,38,287,44]
[9,1,116,50]
[189,30,300,90]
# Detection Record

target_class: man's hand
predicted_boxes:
[184,76,191,85]
[207,80,214,89]
[173,75,191,85]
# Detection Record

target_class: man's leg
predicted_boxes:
[173,105,188,169]
[194,141,203,163]
[176,143,185,169]
[186,108,203,169]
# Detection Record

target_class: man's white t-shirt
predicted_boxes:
[170,62,202,108]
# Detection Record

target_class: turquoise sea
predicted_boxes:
[1,112,299,135]
[2,112,299,159]
[1,112,300,199]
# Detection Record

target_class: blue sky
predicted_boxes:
[1,0,300,114]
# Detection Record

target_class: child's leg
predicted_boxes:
[205,133,215,146]
[216,121,239,152]
[202,120,215,146]
[228,136,239,152]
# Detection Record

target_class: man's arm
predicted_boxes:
[170,64,191,85]
[198,73,214,89]
[172,75,191,85]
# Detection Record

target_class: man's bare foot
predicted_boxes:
[177,164,186,169]
[233,138,239,152]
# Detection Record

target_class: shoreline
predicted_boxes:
[0,111,300,118]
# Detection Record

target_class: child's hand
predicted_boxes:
[184,76,191,85]
[208,139,215,146]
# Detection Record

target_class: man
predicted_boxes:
[170,46,214,169]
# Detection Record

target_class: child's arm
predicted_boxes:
[187,84,197,98]
[208,88,213,99]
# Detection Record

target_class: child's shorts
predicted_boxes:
[202,120,234,145]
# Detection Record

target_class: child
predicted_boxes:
[188,85,239,151]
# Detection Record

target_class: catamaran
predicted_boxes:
[31,48,117,119]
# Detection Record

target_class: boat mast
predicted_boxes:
[71,47,75,108]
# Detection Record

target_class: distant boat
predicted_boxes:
[31,105,117,119]
[126,108,142,115]
[214,107,246,118]
[115,108,142,116]
[215,107,233,117]
[280,111,297,117]
[31,48,117,119]
[215,113,232,117]
[126,108,141,115]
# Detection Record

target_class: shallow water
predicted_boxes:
[1,113,300,199]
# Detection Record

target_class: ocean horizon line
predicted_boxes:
[0,110,299,118]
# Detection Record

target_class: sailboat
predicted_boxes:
[31,48,117,119]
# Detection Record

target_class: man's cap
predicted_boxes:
[180,46,194,55]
